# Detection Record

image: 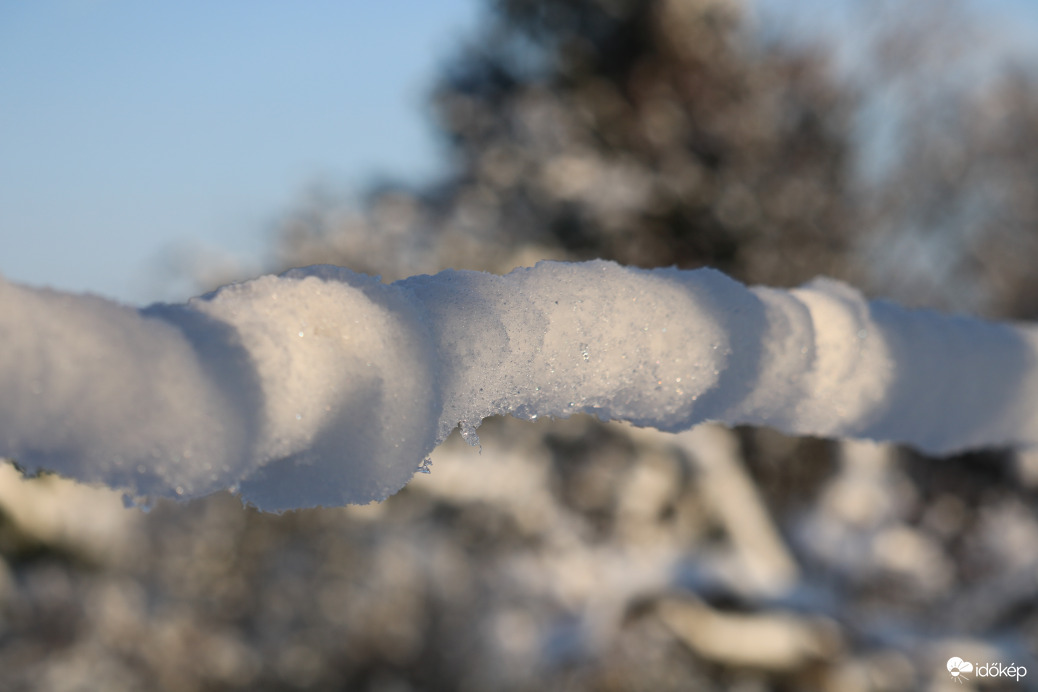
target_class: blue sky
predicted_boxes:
[1,0,480,302]
[3,0,1038,303]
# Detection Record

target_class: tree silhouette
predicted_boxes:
[278,0,858,288]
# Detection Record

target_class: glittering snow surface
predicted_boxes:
[2,260,1037,510]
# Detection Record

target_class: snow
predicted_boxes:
[2,259,1037,510]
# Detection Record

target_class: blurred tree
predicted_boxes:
[839,0,1038,318]
[277,0,860,288]
[863,65,1038,318]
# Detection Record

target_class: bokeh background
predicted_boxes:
[5,0,1038,689]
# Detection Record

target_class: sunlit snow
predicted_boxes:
[2,260,1036,510]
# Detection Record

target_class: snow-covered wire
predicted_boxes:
[2,260,1036,510]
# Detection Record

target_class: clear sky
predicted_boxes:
[3,0,1038,304]
[1,0,480,302]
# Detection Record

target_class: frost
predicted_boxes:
[2,260,1037,510]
